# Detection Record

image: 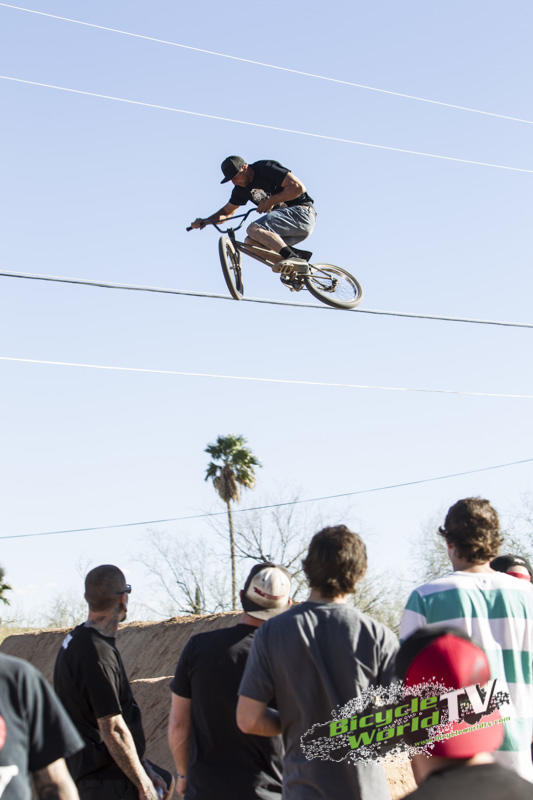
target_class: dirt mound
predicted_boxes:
[1,613,415,799]
[0,612,240,683]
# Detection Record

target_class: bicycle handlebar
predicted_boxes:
[186,208,256,233]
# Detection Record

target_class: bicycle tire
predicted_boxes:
[304,263,363,310]
[218,236,243,300]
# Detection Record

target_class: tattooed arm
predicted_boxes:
[97,714,158,800]
[32,758,79,800]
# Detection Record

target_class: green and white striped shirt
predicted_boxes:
[400,570,533,782]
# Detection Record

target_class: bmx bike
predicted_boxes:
[187,208,363,310]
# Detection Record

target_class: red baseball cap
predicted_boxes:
[397,627,504,757]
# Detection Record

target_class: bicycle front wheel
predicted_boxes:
[219,236,243,300]
[305,264,363,309]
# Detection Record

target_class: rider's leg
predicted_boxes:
[246,224,286,255]
[246,222,305,269]
[243,233,283,267]
[248,207,316,272]
[245,228,303,273]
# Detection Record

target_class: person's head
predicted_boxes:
[302,525,367,599]
[490,553,533,582]
[397,626,504,760]
[240,562,292,621]
[220,155,251,187]
[439,497,503,565]
[84,565,131,620]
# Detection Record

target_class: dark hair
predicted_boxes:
[85,565,125,612]
[302,525,367,598]
[439,497,503,562]
[491,554,533,579]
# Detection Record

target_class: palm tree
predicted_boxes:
[205,434,261,609]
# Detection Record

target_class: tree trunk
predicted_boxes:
[193,584,202,615]
[226,501,237,610]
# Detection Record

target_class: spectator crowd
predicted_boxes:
[1,496,532,800]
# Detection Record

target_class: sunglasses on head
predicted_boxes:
[117,584,132,595]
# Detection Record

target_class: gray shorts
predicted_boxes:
[252,204,317,245]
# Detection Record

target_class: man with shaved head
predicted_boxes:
[54,565,172,800]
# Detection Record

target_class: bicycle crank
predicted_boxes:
[280,274,305,292]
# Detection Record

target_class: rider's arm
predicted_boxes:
[269,172,306,207]
[190,202,240,229]
[255,172,306,213]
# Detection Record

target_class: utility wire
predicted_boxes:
[1,269,532,330]
[1,355,533,400]
[1,75,532,174]
[1,1,531,126]
[1,457,531,541]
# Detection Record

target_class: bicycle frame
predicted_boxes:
[187,207,363,309]
[211,209,280,268]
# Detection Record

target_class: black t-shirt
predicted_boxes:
[229,160,313,208]
[0,653,83,799]
[405,762,533,799]
[171,623,283,800]
[53,623,145,780]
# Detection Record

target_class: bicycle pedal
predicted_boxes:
[277,258,309,276]
[281,275,304,292]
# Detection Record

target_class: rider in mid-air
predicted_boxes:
[190,156,316,275]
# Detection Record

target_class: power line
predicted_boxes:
[2,457,531,541]
[2,75,532,174]
[1,355,533,400]
[1,268,532,329]
[1,1,531,126]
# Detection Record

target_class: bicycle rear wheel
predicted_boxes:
[304,264,362,309]
[219,236,243,300]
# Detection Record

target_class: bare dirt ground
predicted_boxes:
[1,613,415,799]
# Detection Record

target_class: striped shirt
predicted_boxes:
[400,570,533,782]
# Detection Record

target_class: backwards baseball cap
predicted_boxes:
[220,155,246,183]
[397,626,504,758]
[491,554,533,582]
[241,562,291,620]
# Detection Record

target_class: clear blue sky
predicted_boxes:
[1,0,532,622]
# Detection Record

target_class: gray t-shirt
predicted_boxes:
[239,601,398,800]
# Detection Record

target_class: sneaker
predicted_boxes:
[276,258,310,276]
[291,247,313,261]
